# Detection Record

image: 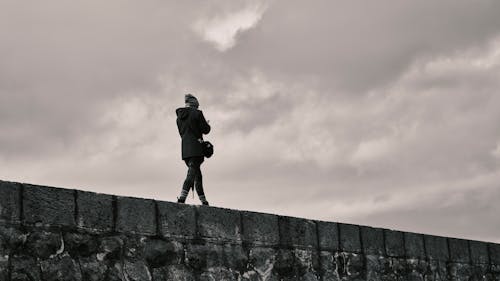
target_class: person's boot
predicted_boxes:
[199,194,209,206]
[177,197,185,203]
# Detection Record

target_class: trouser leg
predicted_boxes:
[178,157,208,204]
[191,157,208,204]
[178,158,198,202]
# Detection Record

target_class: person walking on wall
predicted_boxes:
[176,94,211,205]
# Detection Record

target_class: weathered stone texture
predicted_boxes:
[384,229,405,258]
[404,232,426,259]
[470,240,489,264]
[157,201,196,238]
[242,211,279,245]
[361,226,384,256]
[449,238,470,263]
[1,180,500,281]
[339,223,361,253]
[76,190,113,232]
[279,216,317,248]
[0,181,21,224]
[317,221,339,251]
[424,235,449,261]
[116,196,156,235]
[490,243,500,265]
[23,184,75,227]
[197,206,241,241]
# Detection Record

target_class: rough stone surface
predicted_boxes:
[157,201,196,238]
[197,206,241,241]
[64,232,98,258]
[40,253,82,281]
[424,235,449,261]
[336,252,364,280]
[24,230,62,259]
[279,216,317,248]
[78,256,107,281]
[470,240,489,264]
[248,247,278,280]
[116,196,156,235]
[0,255,8,281]
[449,238,470,263]
[490,243,500,265]
[317,221,339,251]
[385,229,405,258]
[1,180,500,281]
[0,181,21,224]
[404,232,426,259]
[23,184,75,227]
[11,255,42,281]
[361,226,384,256]
[144,239,183,268]
[76,191,113,232]
[339,223,361,253]
[242,211,279,246]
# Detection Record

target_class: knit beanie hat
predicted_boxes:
[185,94,199,108]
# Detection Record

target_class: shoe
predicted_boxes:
[202,201,209,206]
[177,197,185,203]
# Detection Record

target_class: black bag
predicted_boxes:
[201,140,214,158]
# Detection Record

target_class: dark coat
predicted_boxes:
[176,107,211,159]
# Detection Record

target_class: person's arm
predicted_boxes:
[199,111,211,134]
[176,118,184,136]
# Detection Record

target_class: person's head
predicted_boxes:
[185,93,199,108]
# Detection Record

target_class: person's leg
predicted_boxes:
[193,157,208,205]
[178,158,195,203]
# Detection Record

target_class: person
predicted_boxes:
[176,94,211,205]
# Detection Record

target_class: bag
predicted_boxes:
[201,140,214,158]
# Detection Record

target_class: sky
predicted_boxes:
[1,0,500,243]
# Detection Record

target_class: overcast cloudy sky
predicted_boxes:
[1,0,500,243]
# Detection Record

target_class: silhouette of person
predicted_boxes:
[176,94,211,205]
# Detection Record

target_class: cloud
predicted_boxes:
[194,3,268,51]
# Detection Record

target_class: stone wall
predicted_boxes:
[0,179,499,281]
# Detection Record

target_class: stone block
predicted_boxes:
[424,235,449,261]
[279,216,317,248]
[40,253,82,281]
[144,239,183,268]
[123,260,151,281]
[385,229,405,257]
[25,230,63,259]
[490,243,500,265]
[197,206,241,241]
[223,244,248,271]
[185,242,224,270]
[76,191,113,232]
[361,226,384,256]
[115,196,156,235]
[0,255,7,281]
[469,240,489,264]
[64,233,98,257]
[317,221,339,251]
[449,238,470,263]
[339,223,361,253]
[242,211,279,245]
[11,255,42,281]
[248,247,278,280]
[0,181,21,224]
[157,201,196,238]
[23,184,75,227]
[404,232,425,259]
[319,251,339,280]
